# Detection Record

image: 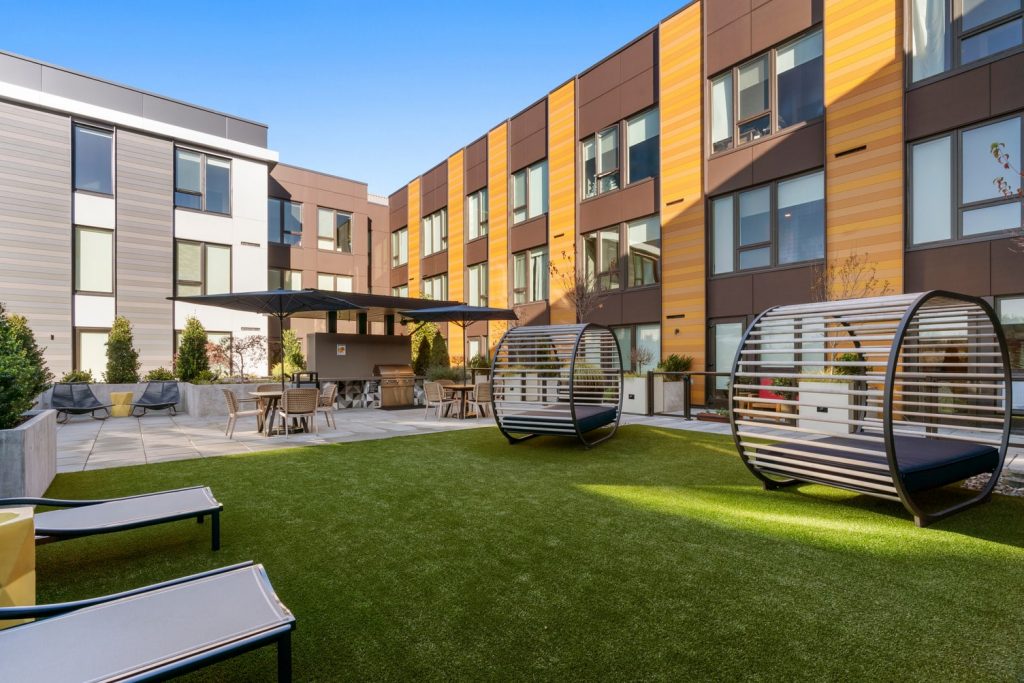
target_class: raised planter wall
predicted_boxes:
[622,377,648,415]
[0,410,56,498]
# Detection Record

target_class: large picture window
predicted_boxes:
[422,273,448,300]
[512,160,548,224]
[512,247,548,304]
[318,207,353,252]
[909,115,1023,245]
[391,228,409,267]
[711,170,824,275]
[73,124,113,195]
[175,149,230,214]
[583,216,662,290]
[611,323,661,374]
[422,209,448,256]
[911,0,1023,82]
[710,28,823,153]
[74,226,113,294]
[467,263,488,307]
[268,198,302,246]
[467,189,489,240]
[175,240,231,296]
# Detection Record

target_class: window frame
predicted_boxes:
[511,246,548,304]
[908,0,1024,86]
[421,273,449,300]
[316,272,354,293]
[174,147,232,215]
[467,262,489,307]
[317,206,354,253]
[72,123,114,196]
[996,294,1024,377]
[907,113,1024,249]
[392,284,410,298]
[74,327,111,376]
[611,322,662,374]
[466,188,489,240]
[73,226,115,295]
[268,197,303,246]
[421,208,448,256]
[268,267,302,291]
[511,160,548,225]
[580,214,662,292]
[709,169,826,276]
[174,239,232,296]
[580,107,660,201]
[707,27,824,156]
[391,227,409,267]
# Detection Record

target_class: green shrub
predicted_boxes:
[282,329,306,370]
[0,303,52,429]
[413,336,432,376]
[191,369,220,385]
[410,322,439,366]
[831,351,867,376]
[104,316,140,383]
[656,354,693,381]
[468,354,490,370]
[144,366,176,381]
[60,369,94,383]
[270,360,302,380]
[426,365,465,382]
[429,334,450,369]
[176,316,210,382]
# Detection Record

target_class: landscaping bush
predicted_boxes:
[60,369,94,383]
[176,316,210,382]
[657,354,693,381]
[144,367,176,381]
[429,334,450,369]
[103,315,140,383]
[0,303,52,429]
[426,365,465,382]
[468,354,490,370]
[191,369,220,385]
[283,329,306,370]
[270,360,302,380]
[831,351,867,376]
[413,336,432,376]
[410,321,439,367]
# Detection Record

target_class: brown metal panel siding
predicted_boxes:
[905,68,991,140]
[0,101,73,374]
[990,239,1023,295]
[420,163,448,217]
[751,266,816,311]
[708,276,755,318]
[465,137,487,168]
[509,100,547,142]
[116,130,174,372]
[991,53,1024,116]
[268,243,292,270]
[707,148,755,196]
[578,179,658,233]
[515,300,551,326]
[750,0,821,54]
[577,33,657,137]
[465,237,488,265]
[706,15,753,75]
[390,264,408,288]
[388,185,408,229]
[706,0,753,33]
[750,122,825,183]
[905,242,992,294]
[621,288,662,325]
[509,128,548,173]
[465,163,488,194]
[509,215,548,253]
[420,251,448,278]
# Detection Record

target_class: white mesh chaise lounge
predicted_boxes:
[0,486,223,550]
[0,562,295,682]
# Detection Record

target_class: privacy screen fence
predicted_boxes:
[729,291,1012,526]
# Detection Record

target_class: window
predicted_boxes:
[422,273,448,300]
[467,263,488,307]
[174,149,230,214]
[467,336,488,362]
[73,125,113,195]
[391,228,409,267]
[997,296,1024,372]
[268,198,302,246]
[627,109,659,184]
[467,189,489,240]
[268,268,302,290]
[422,209,447,256]
[512,247,548,304]
[710,28,823,153]
[909,116,1022,245]
[911,0,1023,82]
[175,240,231,295]
[582,108,660,199]
[582,127,619,198]
[612,323,661,374]
[392,284,409,298]
[76,329,109,378]
[512,160,548,224]
[711,170,824,274]
[74,227,113,294]
[318,208,353,252]
[712,322,744,391]
[317,273,353,293]
[583,216,661,290]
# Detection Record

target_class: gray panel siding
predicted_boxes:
[116,130,174,371]
[0,101,72,374]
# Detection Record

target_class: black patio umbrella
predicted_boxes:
[398,304,518,379]
[171,289,364,391]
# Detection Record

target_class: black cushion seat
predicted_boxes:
[771,435,999,493]
[502,404,617,436]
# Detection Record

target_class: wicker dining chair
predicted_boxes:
[466,381,493,418]
[317,383,339,429]
[424,382,456,420]
[275,388,319,436]
[222,389,261,438]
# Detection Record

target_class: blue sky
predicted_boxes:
[1,0,687,195]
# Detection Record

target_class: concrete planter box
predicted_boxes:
[798,380,857,435]
[622,377,648,415]
[653,377,687,414]
[0,410,56,498]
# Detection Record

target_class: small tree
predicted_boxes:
[549,249,603,323]
[410,321,439,365]
[282,329,306,370]
[0,303,51,429]
[217,335,267,381]
[811,252,892,303]
[990,142,1024,250]
[176,316,210,382]
[629,346,654,375]
[8,313,53,399]
[413,336,432,376]
[103,316,140,383]
[429,333,450,369]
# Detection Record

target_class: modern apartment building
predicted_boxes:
[387,0,1024,403]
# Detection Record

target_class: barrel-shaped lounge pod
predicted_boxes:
[490,324,623,447]
[728,291,1012,526]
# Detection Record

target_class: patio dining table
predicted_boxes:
[249,389,312,436]
[445,384,478,419]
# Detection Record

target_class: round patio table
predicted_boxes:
[446,384,477,419]
[249,389,311,436]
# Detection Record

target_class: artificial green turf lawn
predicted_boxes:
[33,425,1024,681]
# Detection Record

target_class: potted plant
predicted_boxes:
[621,347,653,414]
[653,354,693,413]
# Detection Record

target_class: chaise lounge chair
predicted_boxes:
[0,562,295,682]
[131,380,181,417]
[50,382,112,424]
[0,485,223,550]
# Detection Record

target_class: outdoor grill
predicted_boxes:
[374,364,415,408]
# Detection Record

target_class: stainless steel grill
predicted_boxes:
[374,364,415,408]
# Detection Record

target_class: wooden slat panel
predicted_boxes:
[116,130,174,371]
[487,123,509,348]
[407,178,420,292]
[824,0,904,292]
[548,79,576,325]
[0,102,72,374]
[658,5,705,404]
[447,150,465,359]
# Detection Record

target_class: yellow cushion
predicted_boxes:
[110,391,134,417]
[0,507,34,629]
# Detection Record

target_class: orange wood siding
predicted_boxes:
[824,0,905,293]
[407,178,421,293]
[447,150,465,359]
[487,123,509,347]
[548,79,577,325]
[658,4,705,402]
